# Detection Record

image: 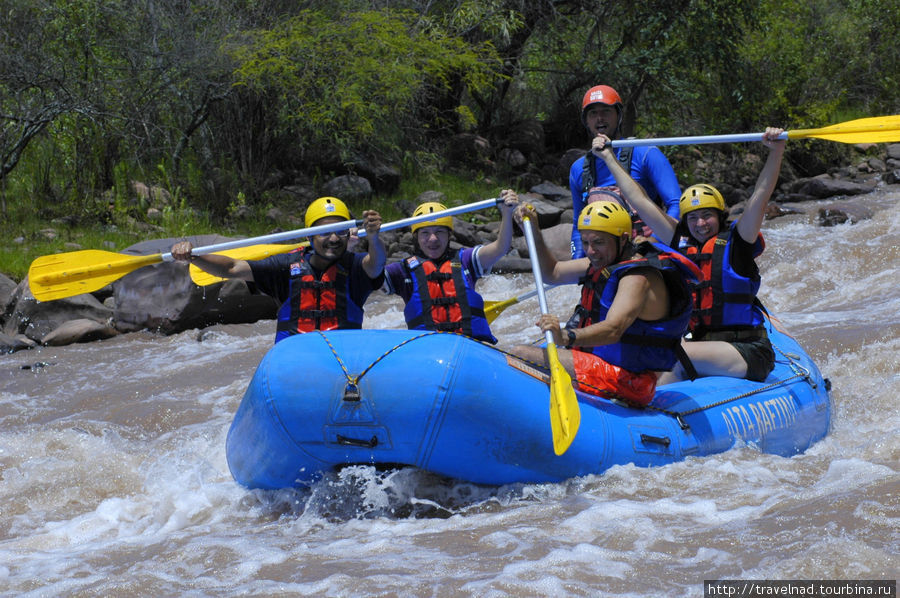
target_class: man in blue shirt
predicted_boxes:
[569,84,682,257]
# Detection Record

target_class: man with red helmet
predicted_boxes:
[569,84,683,258]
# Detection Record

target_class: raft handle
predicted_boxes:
[337,434,379,449]
[640,433,671,447]
[342,383,361,402]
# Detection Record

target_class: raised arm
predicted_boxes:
[736,127,785,243]
[592,134,677,242]
[477,189,519,269]
[359,210,386,278]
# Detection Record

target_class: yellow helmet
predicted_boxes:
[305,196,351,228]
[679,184,725,218]
[577,201,632,241]
[410,202,453,233]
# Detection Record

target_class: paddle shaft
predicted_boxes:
[163,219,363,261]
[356,197,500,238]
[521,219,556,347]
[612,132,779,148]
[29,197,502,301]
[611,115,900,148]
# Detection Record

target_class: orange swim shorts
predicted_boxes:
[571,350,657,405]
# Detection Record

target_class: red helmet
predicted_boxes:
[580,85,624,130]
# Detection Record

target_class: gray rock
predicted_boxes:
[3,279,114,344]
[530,181,571,202]
[0,331,37,354]
[788,176,875,199]
[42,318,119,346]
[321,174,373,203]
[512,222,572,261]
[519,194,566,228]
[886,144,900,161]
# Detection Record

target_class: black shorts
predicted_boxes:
[731,336,776,382]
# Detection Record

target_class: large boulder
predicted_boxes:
[113,236,279,334]
[0,273,17,311]
[347,157,401,195]
[2,279,114,344]
[512,222,573,262]
[529,181,571,203]
[321,174,373,204]
[0,331,37,354]
[42,318,119,346]
[787,175,876,200]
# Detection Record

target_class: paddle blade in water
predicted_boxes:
[546,343,581,455]
[28,250,163,301]
[189,243,306,286]
[484,296,520,323]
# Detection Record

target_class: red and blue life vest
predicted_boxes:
[571,242,700,372]
[684,226,765,337]
[402,251,497,344]
[275,248,362,343]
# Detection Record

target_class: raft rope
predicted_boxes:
[315,330,445,399]
[315,330,819,433]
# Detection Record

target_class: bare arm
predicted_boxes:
[515,204,588,285]
[359,210,386,279]
[538,270,658,347]
[170,242,254,281]
[476,189,519,269]
[592,134,677,241]
[736,127,785,243]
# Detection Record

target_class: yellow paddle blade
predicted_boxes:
[790,114,900,144]
[189,243,307,286]
[545,343,581,455]
[484,296,520,323]
[28,250,163,301]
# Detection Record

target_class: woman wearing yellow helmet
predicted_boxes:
[170,196,386,343]
[382,189,520,343]
[590,127,786,384]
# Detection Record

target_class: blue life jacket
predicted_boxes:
[571,242,699,372]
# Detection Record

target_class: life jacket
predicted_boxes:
[683,226,765,337]
[274,248,362,343]
[581,148,651,238]
[568,242,700,373]
[402,251,497,344]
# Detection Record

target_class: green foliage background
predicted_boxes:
[1,0,897,280]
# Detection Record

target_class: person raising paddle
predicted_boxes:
[382,189,519,343]
[510,200,700,406]
[569,84,683,257]
[170,196,386,342]
[590,127,786,383]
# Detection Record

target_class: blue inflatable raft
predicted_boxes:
[226,315,831,488]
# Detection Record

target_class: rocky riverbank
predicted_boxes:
[3,142,898,354]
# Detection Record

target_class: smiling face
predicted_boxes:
[415,226,451,260]
[685,208,722,243]
[309,216,350,264]
[584,104,619,138]
[580,229,621,269]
